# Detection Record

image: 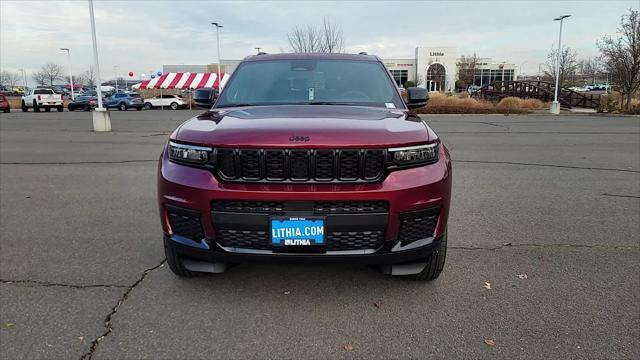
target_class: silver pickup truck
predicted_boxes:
[21,88,64,112]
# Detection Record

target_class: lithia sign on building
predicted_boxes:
[429,52,445,56]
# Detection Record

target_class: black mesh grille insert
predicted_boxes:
[398,211,439,245]
[240,150,261,179]
[315,150,335,180]
[364,150,384,179]
[214,148,385,183]
[217,230,383,251]
[338,150,360,179]
[290,150,310,180]
[265,150,285,180]
[217,229,271,250]
[313,201,389,214]
[326,231,384,250]
[212,200,285,213]
[167,208,204,242]
[213,200,388,214]
[217,149,236,178]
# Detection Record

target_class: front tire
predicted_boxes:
[165,241,206,277]
[403,230,447,281]
[144,102,152,110]
[119,103,127,111]
[170,102,178,110]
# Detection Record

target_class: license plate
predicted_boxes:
[271,217,325,246]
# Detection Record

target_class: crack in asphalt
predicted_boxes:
[0,279,128,289]
[79,259,166,360]
[453,159,640,173]
[450,243,639,251]
[477,121,510,130]
[602,193,640,199]
[0,159,156,165]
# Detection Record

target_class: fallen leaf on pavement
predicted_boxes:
[517,273,528,279]
[4,323,14,328]
[373,302,381,309]
[343,343,354,352]
[484,339,496,346]
[483,282,492,290]
[502,242,512,246]
[284,291,290,295]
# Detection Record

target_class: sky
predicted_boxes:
[1,0,639,83]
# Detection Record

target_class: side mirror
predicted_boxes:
[193,88,217,109]
[406,87,428,109]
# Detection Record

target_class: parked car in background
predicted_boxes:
[467,84,482,93]
[68,96,102,111]
[0,94,10,113]
[21,88,64,112]
[105,93,144,111]
[144,94,187,110]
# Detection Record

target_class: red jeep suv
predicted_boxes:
[158,53,452,281]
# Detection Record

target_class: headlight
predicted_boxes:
[168,141,213,166]
[388,142,439,167]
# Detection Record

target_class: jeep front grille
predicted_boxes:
[215,148,385,183]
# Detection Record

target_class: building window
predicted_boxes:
[390,70,408,87]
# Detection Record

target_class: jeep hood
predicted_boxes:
[173,105,434,147]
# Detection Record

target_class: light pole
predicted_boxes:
[211,22,223,93]
[114,65,119,92]
[60,48,75,100]
[18,68,27,90]
[551,14,571,114]
[88,0,111,131]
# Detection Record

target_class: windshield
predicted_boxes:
[216,59,404,109]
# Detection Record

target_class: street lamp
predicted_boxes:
[60,48,75,100]
[114,65,119,92]
[211,22,223,93]
[550,14,571,114]
[18,68,27,90]
[88,0,111,131]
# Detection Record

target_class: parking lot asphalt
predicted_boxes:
[0,110,638,359]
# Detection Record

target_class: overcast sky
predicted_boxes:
[1,0,638,82]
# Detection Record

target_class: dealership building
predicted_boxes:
[163,47,517,92]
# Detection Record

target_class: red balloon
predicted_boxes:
[128,71,134,77]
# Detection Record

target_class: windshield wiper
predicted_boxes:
[216,103,259,108]
[304,101,360,106]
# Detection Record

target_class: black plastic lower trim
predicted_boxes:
[164,234,442,265]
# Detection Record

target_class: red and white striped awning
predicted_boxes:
[132,72,229,90]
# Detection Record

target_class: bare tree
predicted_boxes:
[320,17,344,53]
[598,9,640,111]
[457,53,480,88]
[83,67,96,87]
[544,46,578,89]
[287,17,345,53]
[580,57,604,84]
[0,70,20,88]
[33,63,65,87]
[73,73,87,87]
[288,25,323,53]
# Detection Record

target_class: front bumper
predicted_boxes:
[158,143,452,265]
